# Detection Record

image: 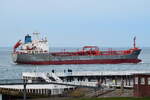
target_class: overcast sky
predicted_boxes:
[0,0,150,47]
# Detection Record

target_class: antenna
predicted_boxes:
[133,36,136,48]
[33,32,40,40]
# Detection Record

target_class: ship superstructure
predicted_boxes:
[13,32,49,54]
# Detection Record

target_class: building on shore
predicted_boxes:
[133,73,150,97]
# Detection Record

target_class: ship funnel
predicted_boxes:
[25,34,32,44]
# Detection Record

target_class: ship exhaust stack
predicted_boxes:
[25,34,32,44]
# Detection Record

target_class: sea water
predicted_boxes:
[0,47,150,79]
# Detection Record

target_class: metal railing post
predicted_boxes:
[23,79,27,100]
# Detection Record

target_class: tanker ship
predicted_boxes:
[12,32,141,65]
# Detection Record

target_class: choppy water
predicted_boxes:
[0,47,150,79]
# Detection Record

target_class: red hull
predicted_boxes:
[16,59,141,65]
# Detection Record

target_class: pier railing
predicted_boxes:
[0,79,105,100]
[0,79,24,85]
[0,79,100,89]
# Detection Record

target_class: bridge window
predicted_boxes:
[148,77,150,85]
[140,77,145,85]
[135,77,138,84]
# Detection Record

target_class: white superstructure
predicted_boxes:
[14,32,49,54]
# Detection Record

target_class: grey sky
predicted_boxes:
[0,0,150,47]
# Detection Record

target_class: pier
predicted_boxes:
[47,70,150,88]
[0,79,102,100]
[0,70,150,99]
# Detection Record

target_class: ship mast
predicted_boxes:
[133,36,136,48]
[33,32,40,40]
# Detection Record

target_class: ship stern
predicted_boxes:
[12,53,18,63]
